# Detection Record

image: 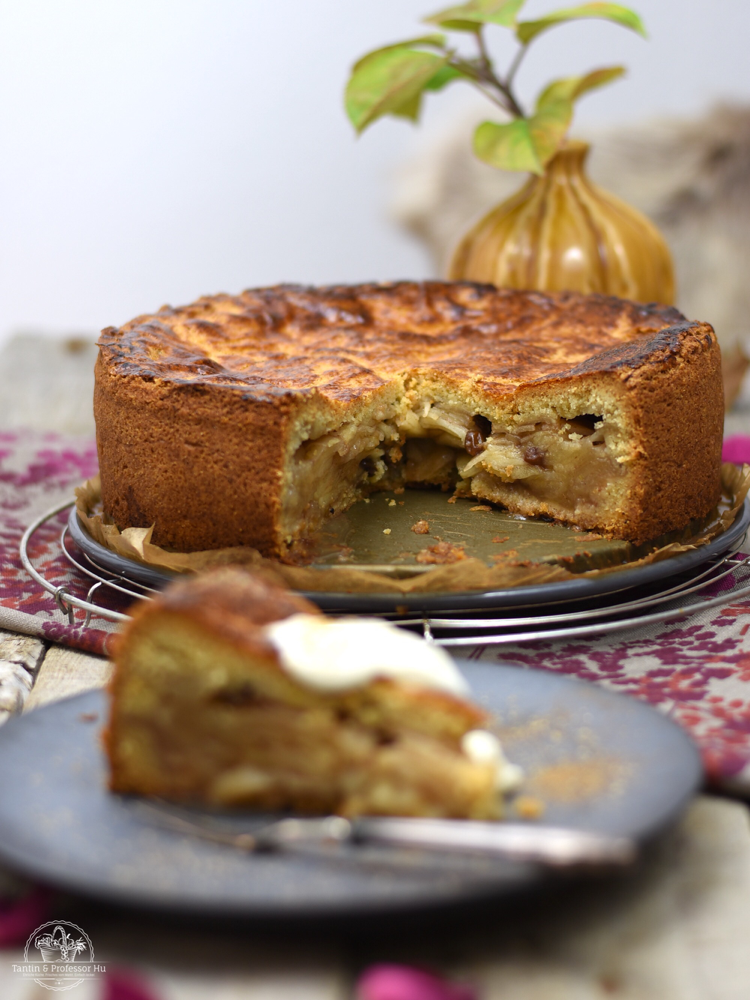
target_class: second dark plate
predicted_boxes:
[0,662,702,917]
[67,494,750,614]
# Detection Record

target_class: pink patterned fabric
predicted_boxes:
[0,429,122,656]
[0,888,52,947]
[4,430,750,789]
[356,965,477,1000]
[722,436,750,465]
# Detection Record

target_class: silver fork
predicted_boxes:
[134,801,636,868]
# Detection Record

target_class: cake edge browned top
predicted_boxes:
[113,567,318,661]
[96,282,692,404]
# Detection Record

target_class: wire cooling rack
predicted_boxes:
[19,498,750,646]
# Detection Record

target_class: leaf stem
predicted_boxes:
[449,56,515,115]
[506,41,529,93]
[473,29,525,119]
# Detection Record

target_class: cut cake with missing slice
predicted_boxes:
[95,282,724,558]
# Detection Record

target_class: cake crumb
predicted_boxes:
[527,758,630,803]
[383,528,392,535]
[398,501,405,505]
[470,505,492,512]
[447,496,458,504]
[411,520,430,535]
[364,499,370,504]
[491,549,519,562]
[416,541,466,565]
[388,499,397,507]
[492,535,510,544]
[514,795,545,820]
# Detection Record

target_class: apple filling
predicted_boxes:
[459,416,626,520]
[283,397,626,551]
[395,401,626,520]
[282,412,404,545]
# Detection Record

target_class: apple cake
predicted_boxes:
[94,281,723,558]
[104,568,518,818]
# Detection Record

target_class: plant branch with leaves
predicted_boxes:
[345,1,646,175]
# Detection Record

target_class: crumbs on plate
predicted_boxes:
[514,795,546,820]
[416,541,466,565]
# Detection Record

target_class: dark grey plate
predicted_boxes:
[0,663,701,917]
[67,497,750,614]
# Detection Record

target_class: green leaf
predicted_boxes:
[345,48,451,133]
[516,3,646,44]
[390,92,424,122]
[528,96,573,165]
[475,66,623,173]
[386,67,464,122]
[425,0,526,32]
[426,20,483,32]
[423,64,465,90]
[473,119,544,173]
[351,35,447,74]
[391,66,465,122]
[536,65,625,106]
[473,89,574,173]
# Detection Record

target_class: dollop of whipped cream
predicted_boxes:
[461,729,524,792]
[264,614,469,696]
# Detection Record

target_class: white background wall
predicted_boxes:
[0,0,748,343]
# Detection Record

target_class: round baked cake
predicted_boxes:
[94,281,723,559]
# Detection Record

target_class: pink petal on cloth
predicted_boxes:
[0,887,52,947]
[103,968,161,1000]
[356,964,477,1000]
[722,436,750,464]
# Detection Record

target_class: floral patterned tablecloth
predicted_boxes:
[0,429,120,656]
[3,429,750,791]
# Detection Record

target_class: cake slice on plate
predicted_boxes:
[104,568,518,819]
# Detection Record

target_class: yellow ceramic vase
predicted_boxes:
[448,139,675,305]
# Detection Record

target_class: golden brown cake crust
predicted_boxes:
[99,282,685,398]
[117,566,319,654]
[95,281,724,555]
